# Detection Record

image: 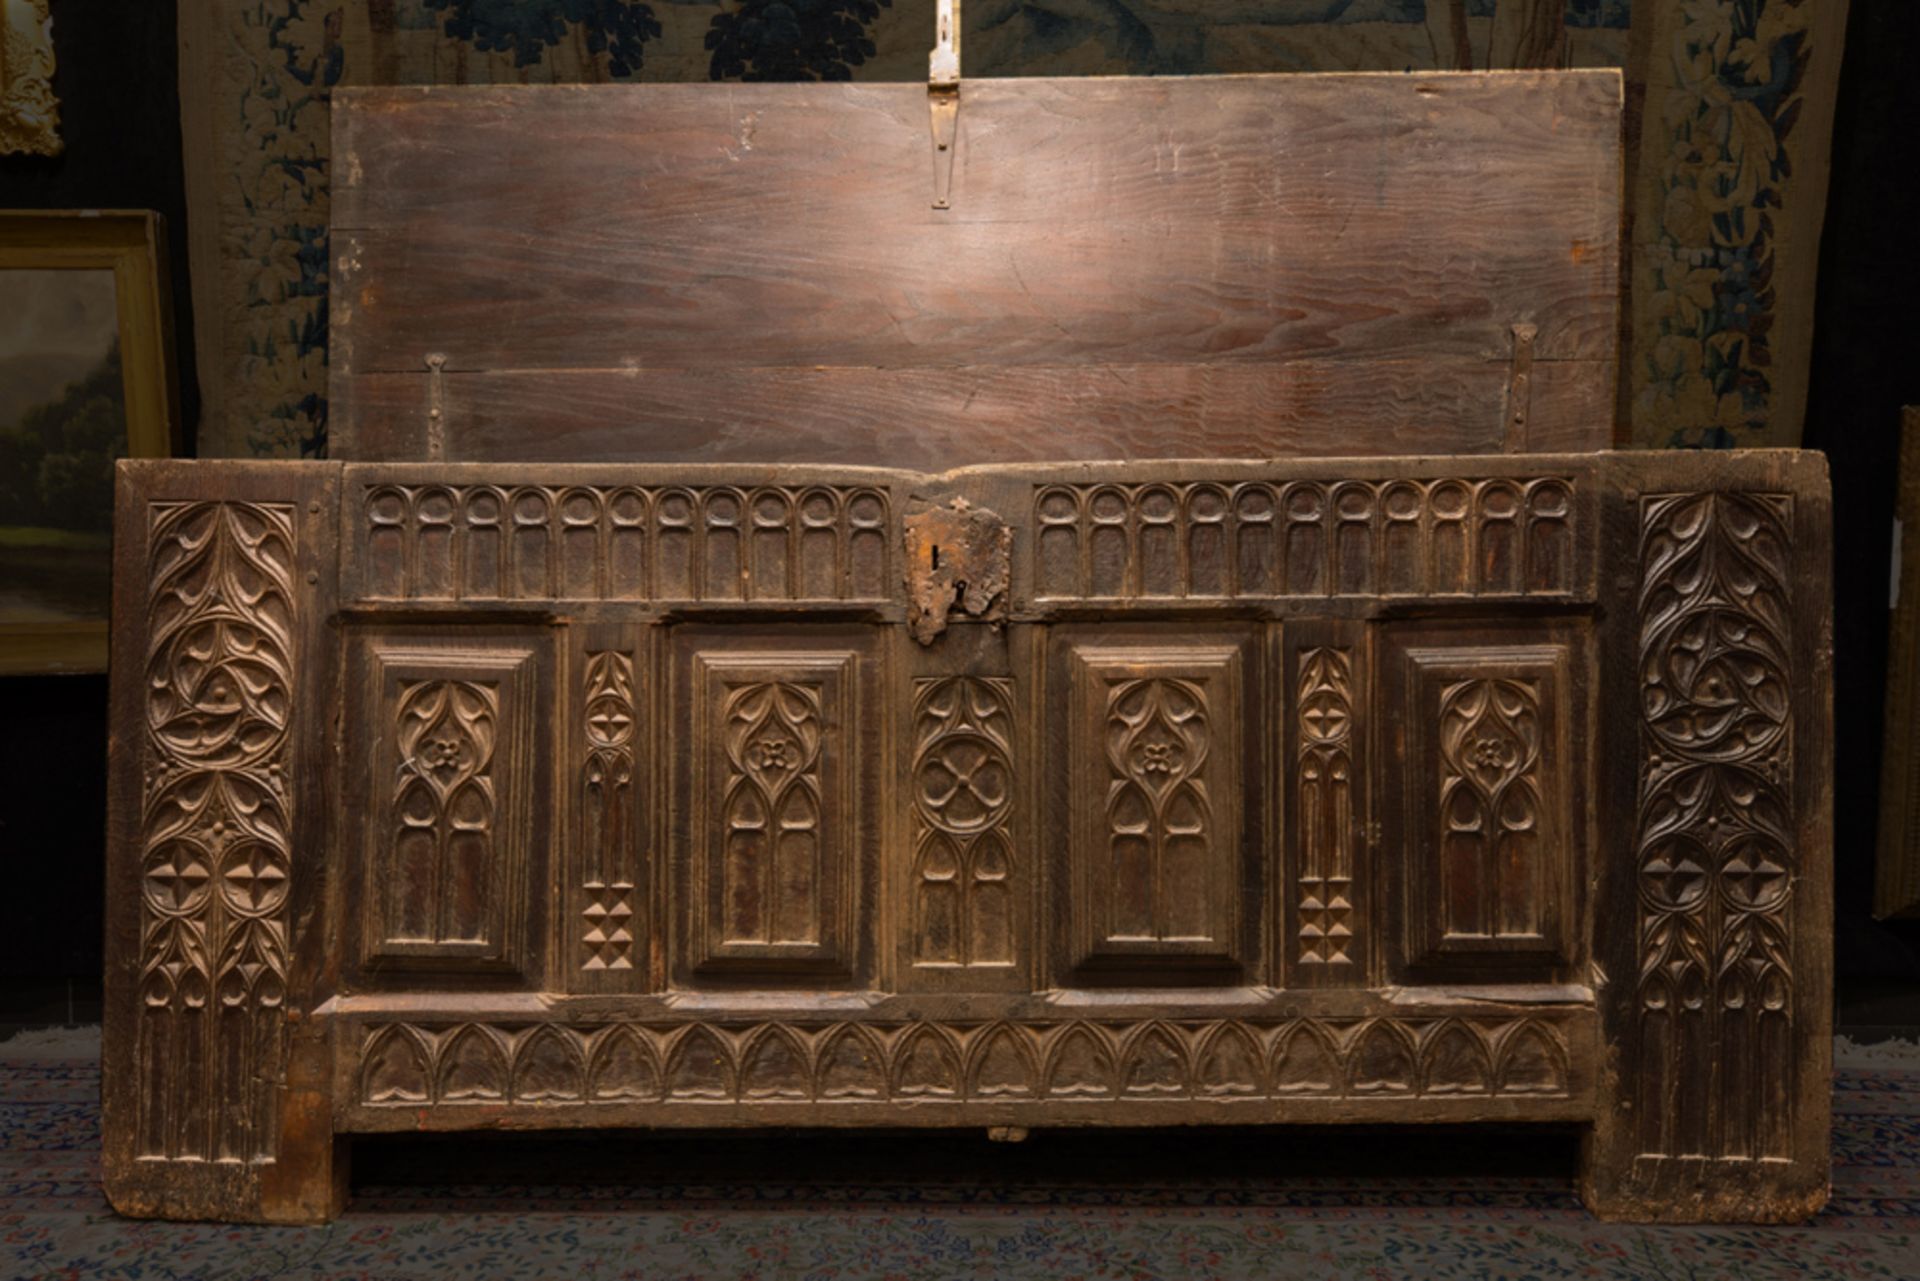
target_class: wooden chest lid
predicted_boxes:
[327,70,1621,466]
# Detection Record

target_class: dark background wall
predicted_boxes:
[0,0,197,450]
[1,0,1917,1028]
[0,0,193,1020]
[1801,0,1920,1002]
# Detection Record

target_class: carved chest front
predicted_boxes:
[101,71,1833,1226]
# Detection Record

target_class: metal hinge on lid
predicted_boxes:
[929,0,960,209]
[424,352,447,460]
[1503,323,1537,452]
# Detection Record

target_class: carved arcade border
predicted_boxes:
[1634,491,1797,1164]
[354,1015,1575,1109]
[1033,476,1576,601]
[361,483,891,602]
[136,501,297,1162]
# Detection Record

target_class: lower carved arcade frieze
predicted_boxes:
[346,1014,1582,1118]
[103,453,1832,1224]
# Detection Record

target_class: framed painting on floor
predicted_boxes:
[0,212,178,674]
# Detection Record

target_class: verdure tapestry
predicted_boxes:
[176,0,1844,459]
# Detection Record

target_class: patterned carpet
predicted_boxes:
[4,1031,1917,1280]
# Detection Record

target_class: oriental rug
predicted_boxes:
[3,1029,1915,1280]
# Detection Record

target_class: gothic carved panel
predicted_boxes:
[391,679,499,941]
[135,501,297,1162]
[1634,492,1797,1163]
[674,630,877,983]
[352,1015,1575,1110]
[580,651,637,973]
[1438,676,1546,934]
[359,483,890,603]
[353,633,548,979]
[911,677,1017,969]
[1032,476,1576,601]
[1056,632,1258,980]
[1293,646,1358,973]
[1384,628,1580,978]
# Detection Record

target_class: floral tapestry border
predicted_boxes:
[1629,0,1848,448]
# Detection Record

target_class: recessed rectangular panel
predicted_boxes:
[671,627,878,984]
[351,629,552,981]
[1051,627,1262,980]
[1382,624,1585,979]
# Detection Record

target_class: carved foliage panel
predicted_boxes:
[674,629,878,983]
[1383,628,1581,978]
[353,1015,1577,1111]
[353,632,549,980]
[1056,630,1259,979]
[136,501,297,1162]
[1033,477,1577,601]
[360,483,891,603]
[1634,492,1797,1163]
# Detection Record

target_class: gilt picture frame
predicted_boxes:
[0,212,178,674]
[1878,405,1920,919]
[0,0,60,156]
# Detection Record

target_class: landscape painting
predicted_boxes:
[0,268,124,629]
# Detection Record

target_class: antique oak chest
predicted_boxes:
[102,69,1834,1225]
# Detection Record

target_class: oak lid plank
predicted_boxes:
[342,359,1531,465]
[329,71,1622,462]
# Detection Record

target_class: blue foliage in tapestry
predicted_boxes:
[706,0,895,81]
[1566,0,1630,28]
[1061,2,1630,26]
[970,1,1630,78]
[1642,0,1808,448]
[1465,0,1629,22]
[281,221,332,460]
[422,0,663,76]
[254,0,341,460]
